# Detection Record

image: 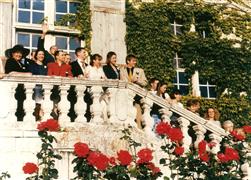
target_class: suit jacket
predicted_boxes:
[37,37,55,65]
[71,60,87,77]
[5,58,29,74]
[103,64,119,79]
[120,66,147,87]
[47,62,72,77]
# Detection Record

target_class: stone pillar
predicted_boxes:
[74,85,87,123]
[193,124,207,149]
[23,83,36,128]
[106,88,118,123]
[191,70,201,97]
[159,108,172,124]
[90,86,103,123]
[178,117,192,153]
[2,82,17,125]
[142,97,154,137]
[125,90,137,127]
[58,85,71,126]
[42,84,53,121]
[209,133,222,154]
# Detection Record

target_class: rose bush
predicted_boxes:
[156,122,251,180]
[23,119,62,180]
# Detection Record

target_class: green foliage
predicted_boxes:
[36,131,62,180]
[75,0,92,50]
[125,0,251,97]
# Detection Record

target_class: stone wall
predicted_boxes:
[90,0,127,64]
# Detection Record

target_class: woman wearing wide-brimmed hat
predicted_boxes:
[4,44,32,74]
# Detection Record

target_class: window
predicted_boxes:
[173,53,184,69]
[173,70,189,95]
[170,21,182,36]
[55,0,80,26]
[56,36,80,60]
[16,32,40,57]
[199,79,216,98]
[17,0,44,24]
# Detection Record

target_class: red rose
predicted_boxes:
[198,140,207,154]
[168,128,183,142]
[155,122,171,136]
[225,147,239,161]
[87,151,109,171]
[109,157,116,166]
[37,119,60,132]
[117,150,132,166]
[147,162,161,175]
[22,162,38,174]
[199,152,209,162]
[137,148,153,164]
[74,142,90,158]
[174,146,184,156]
[231,130,245,141]
[95,153,109,171]
[217,153,229,163]
[243,125,251,134]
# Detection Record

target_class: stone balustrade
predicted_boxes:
[0,75,249,180]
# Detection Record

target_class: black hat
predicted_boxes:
[5,44,30,58]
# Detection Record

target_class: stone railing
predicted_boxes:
[0,75,249,179]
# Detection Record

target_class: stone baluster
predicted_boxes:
[209,133,222,154]
[90,86,103,123]
[42,84,53,121]
[74,85,87,123]
[1,82,17,125]
[159,108,172,124]
[115,88,128,122]
[106,88,118,123]
[58,85,71,126]
[142,97,154,137]
[23,83,36,128]
[178,117,192,153]
[193,124,207,149]
[125,90,137,127]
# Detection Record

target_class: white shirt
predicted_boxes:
[85,66,106,80]
[77,58,86,74]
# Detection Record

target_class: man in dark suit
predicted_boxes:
[37,23,58,65]
[71,47,88,77]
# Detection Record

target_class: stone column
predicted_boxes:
[178,117,192,153]
[106,88,118,123]
[193,124,207,149]
[142,97,154,137]
[58,85,71,126]
[209,133,222,154]
[125,90,137,128]
[159,108,172,124]
[4,82,17,126]
[74,85,87,123]
[90,86,103,123]
[23,83,36,128]
[42,84,53,121]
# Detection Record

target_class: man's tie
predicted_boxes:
[128,68,133,82]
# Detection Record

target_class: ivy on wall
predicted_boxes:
[125,0,251,126]
[125,0,251,97]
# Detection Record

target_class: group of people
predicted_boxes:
[0,24,241,136]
